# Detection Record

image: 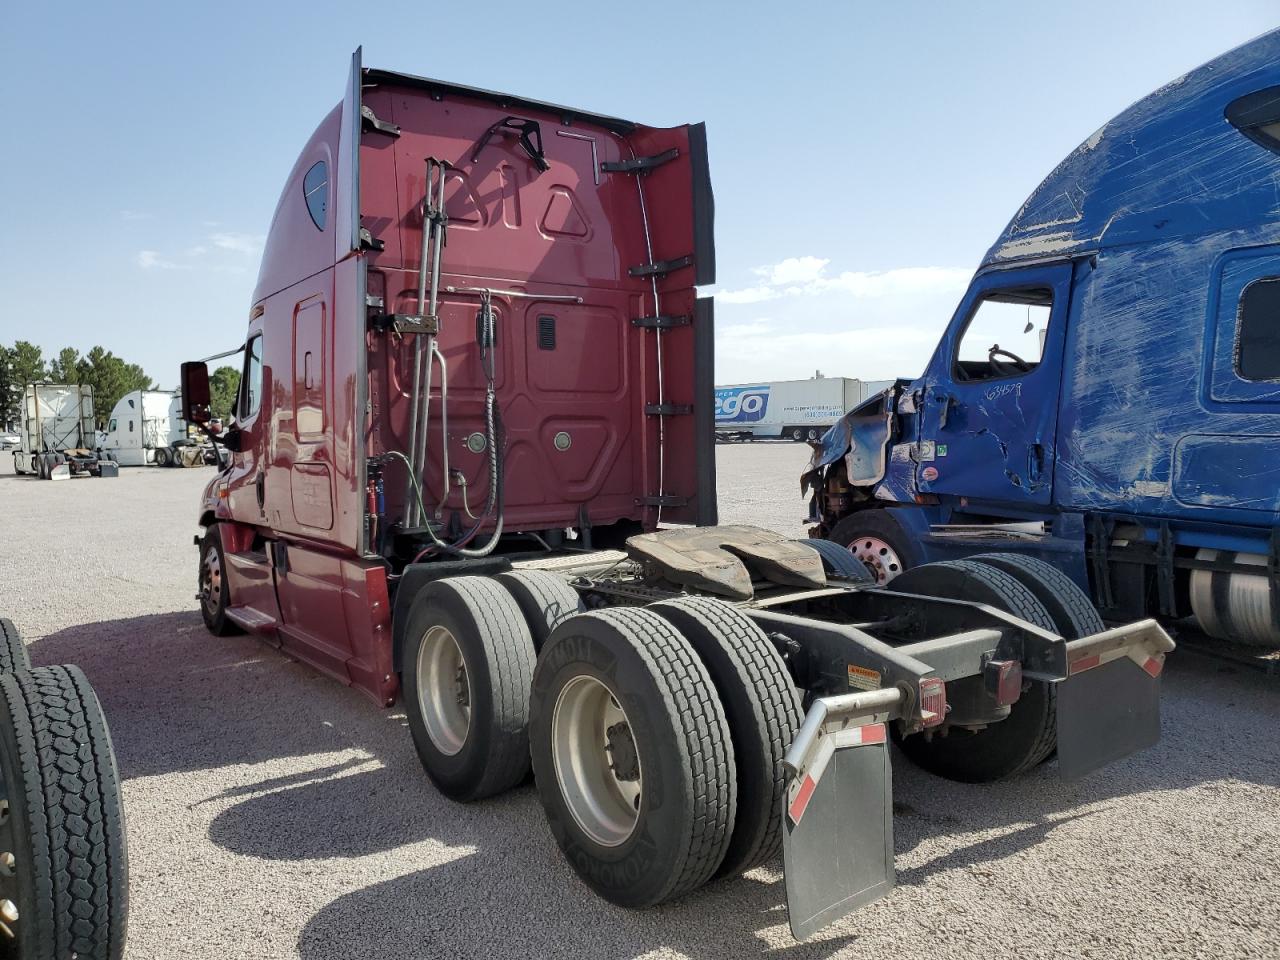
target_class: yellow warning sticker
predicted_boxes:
[847,664,881,691]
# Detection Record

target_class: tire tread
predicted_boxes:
[0,665,127,960]
[651,597,802,876]
[590,607,737,901]
[0,617,31,673]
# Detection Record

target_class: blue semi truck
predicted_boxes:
[806,30,1280,650]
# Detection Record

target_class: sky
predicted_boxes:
[2,2,1276,389]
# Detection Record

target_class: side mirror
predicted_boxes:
[181,362,212,424]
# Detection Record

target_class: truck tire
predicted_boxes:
[806,427,820,442]
[494,570,584,651]
[649,597,802,877]
[826,509,920,585]
[0,618,31,674]
[197,529,242,637]
[888,559,1058,782]
[530,607,736,907]
[402,577,536,801]
[789,427,804,441]
[0,665,128,960]
[35,454,47,480]
[967,553,1104,639]
[154,447,170,468]
[796,537,875,583]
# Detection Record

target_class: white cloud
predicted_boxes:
[753,256,830,286]
[210,232,265,256]
[810,266,972,299]
[716,322,940,385]
[715,285,779,304]
[136,250,186,270]
[710,258,973,384]
[714,258,970,310]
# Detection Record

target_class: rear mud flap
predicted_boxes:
[1055,619,1172,781]
[783,723,894,940]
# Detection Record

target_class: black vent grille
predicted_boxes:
[537,315,557,350]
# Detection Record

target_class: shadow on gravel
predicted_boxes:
[28,611,399,780]
[30,612,1280,957]
[297,849,857,960]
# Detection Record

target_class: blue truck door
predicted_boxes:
[915,263,1074,506]
[1174,246,1280,518]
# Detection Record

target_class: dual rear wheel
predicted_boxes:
[401,576,803,907]
[888,554,1104,782]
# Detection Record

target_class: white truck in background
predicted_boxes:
[715,375,895,441]
[11,383,117,479]
[96,389,191,466]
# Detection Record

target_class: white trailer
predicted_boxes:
[715,376,895,441]
[96,390,187,466]
[11,383,116,478]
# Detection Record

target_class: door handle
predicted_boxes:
[255,472,266,511]
[933,392,957,429]
[1028,443,1045,483]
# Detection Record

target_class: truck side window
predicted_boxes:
[303,161,328,230]
[108,419,117,432]
[954,288,1052,381]
[242,335,264,418]
[1237,277,1280,381]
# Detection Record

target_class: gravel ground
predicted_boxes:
[0,444,1277,960]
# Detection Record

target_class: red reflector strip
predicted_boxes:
[853,723,887,746]
[789,774,817,824]
[1069,653,1101,675]
[1142,655,1163,678]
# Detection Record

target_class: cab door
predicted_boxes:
[916,263,1073,506]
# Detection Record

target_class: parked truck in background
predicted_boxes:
[95,388,207,467]
[807,31,1280,654]
[11,383,117,479]
[715,375,893,441]
[180,47,1173,939]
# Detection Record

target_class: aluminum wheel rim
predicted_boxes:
[551,675,641,847]
[850,536,903,584]
[0,780,19,941]
[199,549,222,616]
[416,626,471,756]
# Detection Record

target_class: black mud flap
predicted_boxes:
[783,724,894,940]
[1055,620,1172,780]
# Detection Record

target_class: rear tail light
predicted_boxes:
[918,677,946,727]
[985,659,1024,706]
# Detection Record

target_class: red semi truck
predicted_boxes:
[182,49,1174,939]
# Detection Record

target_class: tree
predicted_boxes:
[75,346,154,427]
[48,347,82,383]
[209,366,241,421]
[0,342,47,429]
[8,341,47,386]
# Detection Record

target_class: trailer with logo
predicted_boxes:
[716,376,893,442]
[180,48,1174,940]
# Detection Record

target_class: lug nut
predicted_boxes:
[0,900,18,923]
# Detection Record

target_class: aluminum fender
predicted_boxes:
[1055,619,1175,780]
[782,688,902,940]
